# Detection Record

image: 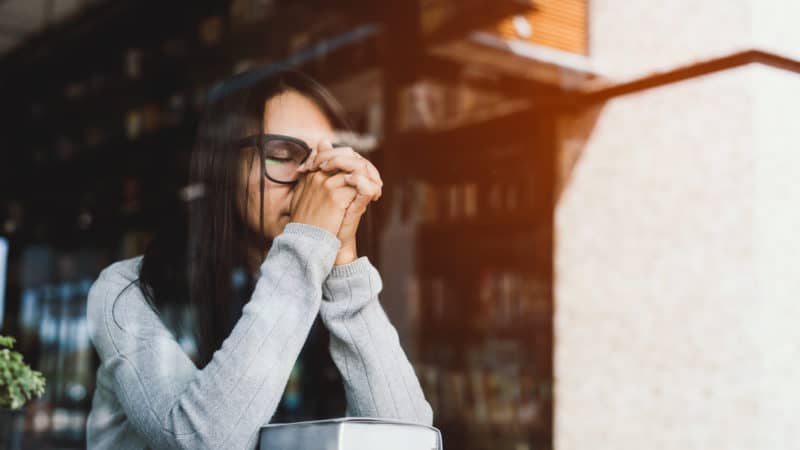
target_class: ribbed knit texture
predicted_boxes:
[85,222,433,450]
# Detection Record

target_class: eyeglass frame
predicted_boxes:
[237,133,347,185]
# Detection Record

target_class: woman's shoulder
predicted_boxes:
[97,254,145,285]
[88,254,145,315]
[87,254,172,347]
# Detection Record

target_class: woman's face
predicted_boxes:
[238,89,337,240]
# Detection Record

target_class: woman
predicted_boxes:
[85,69,433,449]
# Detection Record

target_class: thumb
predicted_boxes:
[339,192,369,230]
[347,191,371,216]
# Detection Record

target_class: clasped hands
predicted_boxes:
[288,139,383,266]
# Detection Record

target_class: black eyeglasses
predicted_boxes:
[237,133,346,184]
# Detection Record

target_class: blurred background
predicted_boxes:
[0,1,798,449]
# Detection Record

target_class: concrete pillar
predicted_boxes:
[554,2,800,448]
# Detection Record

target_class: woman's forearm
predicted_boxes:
[319,257,434,426]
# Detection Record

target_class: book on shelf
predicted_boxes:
[259,417,443,450]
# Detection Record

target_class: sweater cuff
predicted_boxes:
[282,222,341,251]
[329,256,372,279]
[322,256,382,305]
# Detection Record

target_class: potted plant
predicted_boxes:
[0,335,45,450]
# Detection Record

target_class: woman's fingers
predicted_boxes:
[295,169,353,200]
[320,154,382,185]
[348,191,373,218]
[289,168,360,235]
[297,143,383,202]
[305,142,347,171]
[300,147,382,187]
[299,139,333,172]
[343,172,382,201]
[298,144,336,172]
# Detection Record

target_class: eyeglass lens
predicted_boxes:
[263,138,309,183]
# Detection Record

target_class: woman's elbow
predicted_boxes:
[419,400,434,427]
[402,400,434,426]
[160,406,226,450]
[157,429,221,450]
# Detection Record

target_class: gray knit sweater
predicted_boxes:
[85,222,433,449]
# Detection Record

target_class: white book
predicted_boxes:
[259,417,443,450]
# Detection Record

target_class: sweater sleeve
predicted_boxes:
[319,256,434,426]
[86,223,340,450]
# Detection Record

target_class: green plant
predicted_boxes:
[0,335,46,410]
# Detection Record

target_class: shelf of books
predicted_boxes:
[386,91,554,449]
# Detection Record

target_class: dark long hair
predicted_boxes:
[136,69,353,368]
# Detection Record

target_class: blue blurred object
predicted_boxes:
[0,237,7,330]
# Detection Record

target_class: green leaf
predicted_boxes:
[0,335,46,410]
[0,336,15,349]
